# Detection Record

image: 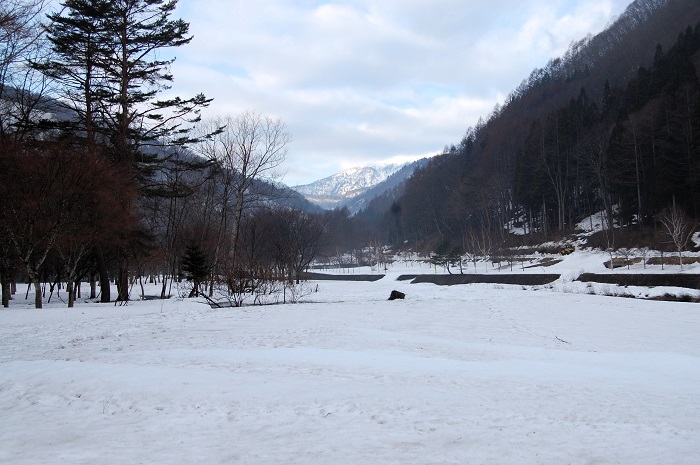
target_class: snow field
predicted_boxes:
[1,275,698,464]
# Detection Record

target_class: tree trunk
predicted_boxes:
[160,275,168,299]
[95,246,111,302]
[1,272,10,308]
[0,252,10,307]
[90,272,97,299]
[67,277,75,308]
[33,276,42,309]
[188,278,199,298]
[116,257,129,302]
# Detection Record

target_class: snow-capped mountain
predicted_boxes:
[293,164,405,209]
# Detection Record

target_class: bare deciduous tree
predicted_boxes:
[659,200,697,270]
[279,208,325,284]
[0,141,132,308]
[0,0,51,142]
[0,0,46,71]
[196,111,290,275]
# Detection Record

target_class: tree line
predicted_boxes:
[0,0,326,308]
[355,0,699,262]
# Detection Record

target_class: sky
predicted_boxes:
[169,0,632,186]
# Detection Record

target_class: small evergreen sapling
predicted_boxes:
[181,242,210,297]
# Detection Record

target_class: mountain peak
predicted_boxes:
[293,164,404,209]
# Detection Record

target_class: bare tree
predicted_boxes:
[0,0,50,142]
[0,146,65,308]
[0,1,52,307]
[0,0,46,74]
[55,150,134,307]
[195,111,290,275]
[615,247,634,270]
[582,126,614,233]
[0,141,128,308]
[463,222,492,273]
[139,146,210,299]
[281,208,325,284]
[659,199,697,270]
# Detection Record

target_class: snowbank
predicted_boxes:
[1,276,698,464]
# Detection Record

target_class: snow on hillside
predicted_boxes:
[1,255,699,465]
[292,164,404,208]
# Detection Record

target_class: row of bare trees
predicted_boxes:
[140,113,325,307]
[0,139,135,307]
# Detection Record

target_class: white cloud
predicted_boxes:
[170,0,630,186]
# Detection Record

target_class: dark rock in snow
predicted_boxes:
[388,290,405,300]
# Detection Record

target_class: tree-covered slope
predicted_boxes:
[362,0,700,250]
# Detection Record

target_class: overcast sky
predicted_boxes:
[170,0,632,186]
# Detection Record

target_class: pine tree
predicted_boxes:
[181,242,209,298]
[41,0,213,302]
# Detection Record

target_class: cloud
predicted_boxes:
[170,0,630,186]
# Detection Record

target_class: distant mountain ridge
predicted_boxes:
[342,159,431,213]
[293,164,409,210]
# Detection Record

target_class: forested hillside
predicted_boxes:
[354,0,700,253]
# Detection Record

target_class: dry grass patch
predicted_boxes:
[646,256,700,266]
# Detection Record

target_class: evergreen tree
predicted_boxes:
[181,242,209,298]
[41,0,211,164]
[41,0,213,301]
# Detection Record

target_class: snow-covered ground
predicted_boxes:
[1,261,699,464]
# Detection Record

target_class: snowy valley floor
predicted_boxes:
[1,270,699,464]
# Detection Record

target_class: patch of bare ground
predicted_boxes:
[648,294,700,303]
[646,256,700,266]
[524,257,562,268]
[603,257,643,269]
